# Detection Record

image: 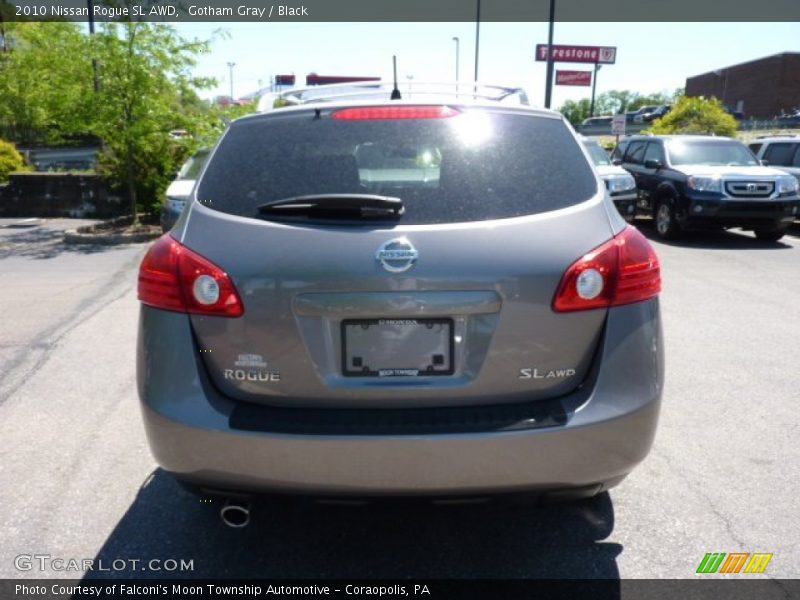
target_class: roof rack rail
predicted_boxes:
[755,134,798,139]
[257,80,530,112]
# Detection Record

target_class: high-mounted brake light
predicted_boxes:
[553,226,661,312]
[331,106,460,120]
[138,234,244,317]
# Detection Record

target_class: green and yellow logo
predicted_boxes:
[696,552,773,574]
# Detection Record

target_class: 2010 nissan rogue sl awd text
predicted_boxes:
[136,83,664,524]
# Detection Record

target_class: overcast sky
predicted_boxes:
[171,22,800,108]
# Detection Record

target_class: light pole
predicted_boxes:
[227,61,236,102]
[452,36,460,82]
[474,0,481,95]
[590,64,602,117]
[544,0,556,108]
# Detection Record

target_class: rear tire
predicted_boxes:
[654,199,682,240]
[754,227,788,242]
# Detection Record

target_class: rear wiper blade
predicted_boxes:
[257,194,404,220]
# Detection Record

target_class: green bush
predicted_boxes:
[646,96,738,137]
[0,139,26,183]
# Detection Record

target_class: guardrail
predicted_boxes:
[740,119,800,131]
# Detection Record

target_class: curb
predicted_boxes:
[63,215,161,245]
[63,229,161,245]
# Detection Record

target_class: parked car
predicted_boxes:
[160,148,210,232]
[628,105,656,123]
[625,109,641,124]
[775,110,800,128]
[614,135,800,241]
[748,136,800,185]
[581,136,637,221]
[634,104,671,124]
[137,82,664,526]
[579,115,613,135]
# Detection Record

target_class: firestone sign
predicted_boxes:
[536,44,617,64]
[556,70,592,86]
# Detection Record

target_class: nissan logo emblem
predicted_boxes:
[376,237,418,273]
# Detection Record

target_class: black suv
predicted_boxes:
[613,135,800,241]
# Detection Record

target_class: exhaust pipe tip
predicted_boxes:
[220,499,251,528]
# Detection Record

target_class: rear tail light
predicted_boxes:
[331,106,460,120]
[138,234,243,317]
[553,226,661,312]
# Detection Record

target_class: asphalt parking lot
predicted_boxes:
[0,217,798,580]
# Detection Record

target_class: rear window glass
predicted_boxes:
[196,109,597,225]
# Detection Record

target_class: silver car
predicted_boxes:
[160,148,210,232]
[137,84,663,526]
[581,137,638,221]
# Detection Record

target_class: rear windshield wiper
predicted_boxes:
[257,194,404,221]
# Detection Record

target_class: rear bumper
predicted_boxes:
[137,300,664,496]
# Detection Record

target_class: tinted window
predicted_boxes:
[666,140,758,166]
[763,143,800,167]
[748,143,762,155]
[624,141,647,164]
[643,142,664,164]
[197,109,598,224]
[611,141,628,161]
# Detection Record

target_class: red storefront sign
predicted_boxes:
[556,70,593,86]
[536,44,617,64]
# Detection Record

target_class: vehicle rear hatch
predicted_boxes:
[179,104,612,408]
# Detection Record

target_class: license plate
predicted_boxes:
[342,318,454,377]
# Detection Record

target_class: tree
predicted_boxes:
[0,139,25,182]
[0,22,94,145]
[646,96,738,137]
[558,98,592,128]
[589,88,683,116]
[596,90,638,115]
[90,21,214,221]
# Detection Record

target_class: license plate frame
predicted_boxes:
[341,318,455,377]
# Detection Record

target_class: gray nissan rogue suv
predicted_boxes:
[137,84,663,521]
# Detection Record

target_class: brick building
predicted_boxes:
[685,52,800,119]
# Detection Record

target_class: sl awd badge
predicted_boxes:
[376,237,418,273]
[519,368,576,379]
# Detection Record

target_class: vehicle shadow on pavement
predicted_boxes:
[0,226,124,260]
[634,218,795,250]
[86,469,622,583]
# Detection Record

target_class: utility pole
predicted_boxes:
[87,0,99,92]
[544,0,556,108]
[590,63,602,116]
[473,0,480,84]
[452,36,460,81]
[227,61,236,102]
